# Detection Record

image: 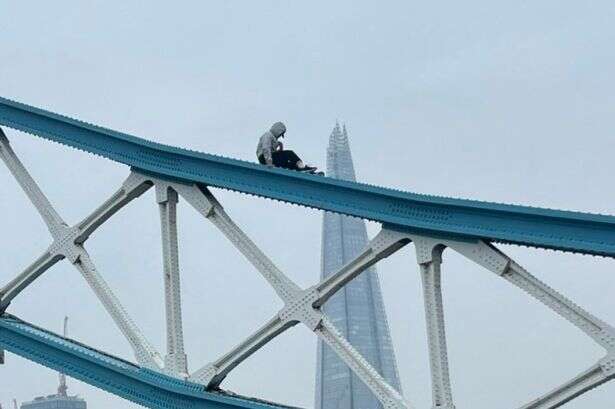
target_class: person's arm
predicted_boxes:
[263,136,274,165]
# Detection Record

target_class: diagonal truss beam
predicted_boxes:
[314,229,409,308]
[0,251,62,312]
[176,183,301,304]
[0,130,163,369]
[520,361,614,409]
[442,238,615,352]
[505,261,615,351]
[190,315,294,387]
[75,251,164,369]
[74,172,152,244]
[0,128,65,233]
[315,315,407,409]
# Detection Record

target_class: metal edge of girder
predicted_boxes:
[1,96,615,257]
[0,316,291,409]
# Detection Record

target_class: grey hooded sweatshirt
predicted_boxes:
[256,122,286,165]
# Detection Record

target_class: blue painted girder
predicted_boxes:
[1,96,614,257]
[0,315,293,409]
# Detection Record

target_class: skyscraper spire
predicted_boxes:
[316,123,401,409]
[326,122,355,181]
[57,317,68,397]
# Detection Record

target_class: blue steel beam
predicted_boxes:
[1,96,615,257]
[0,315,292,409]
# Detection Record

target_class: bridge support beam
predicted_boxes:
[415,239,455,409]
[157,186,188,377]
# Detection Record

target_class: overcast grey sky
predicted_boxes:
[1,1,615,409]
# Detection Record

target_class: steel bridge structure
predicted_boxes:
[0,97,613,409]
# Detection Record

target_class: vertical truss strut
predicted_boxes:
[415,240,455,409]
[0,129,163,369]
[157,185,188,376]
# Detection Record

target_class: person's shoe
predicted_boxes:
[298,167,324,176]
[301,163,318,171]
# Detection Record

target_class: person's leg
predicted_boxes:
[284,150,317,171]
[271,151,286,168]
[270,150,322,174]
[272,150,303,170]
[281,150,302,164]
[258,154,267,165]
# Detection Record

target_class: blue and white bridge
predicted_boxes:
[0,97,613,409]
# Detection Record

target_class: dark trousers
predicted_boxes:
[259,150,302,170]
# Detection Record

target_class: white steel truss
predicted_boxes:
[157,185,188,376]
[415,240,455,409]
[0,131,163,370]
[0,126,613,409]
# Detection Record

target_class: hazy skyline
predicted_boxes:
[1,2,615,409]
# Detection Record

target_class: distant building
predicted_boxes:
[315,123,402,409]
[21,395,86,409]
[21,318,86,409]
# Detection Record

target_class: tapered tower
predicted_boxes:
[315,123,402,409]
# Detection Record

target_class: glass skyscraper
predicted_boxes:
[315,123,402,409]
